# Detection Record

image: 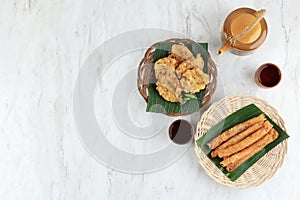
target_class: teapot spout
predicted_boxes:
[216,43,232,55]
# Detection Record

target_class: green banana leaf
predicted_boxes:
[196,103,289,182]
[146,42,208,114]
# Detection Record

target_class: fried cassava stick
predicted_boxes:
[217,120,273,158]
[211,122,264,158]
[207,114,266,150]
[223,128,279,172]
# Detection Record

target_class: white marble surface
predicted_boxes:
[1,0,300,199]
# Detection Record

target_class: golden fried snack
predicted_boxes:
[197,68,210,87]
[154,57,183,103]
[179,76,193,94]
[189,54,204,70]
[171,44,194,62]
[211,122,264,158]
[217,121,273,158]
[175,61,194,78]
[210,150,218,158]
[181,68,209,93]
[223,128,279,172]
[155,56,178,71]
[156,83,178,102]
[207,114,266,150]
[175,61,209,93]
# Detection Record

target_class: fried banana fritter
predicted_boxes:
[180,65,209,93]
[190,54,205,70]
[171,44,194,62]
[156,83,178,102]
[155,56,178,71]
[154,57,183,103]
[175,61,194,78]
[176,61,209,93]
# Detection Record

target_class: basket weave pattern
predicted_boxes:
[137,38,217,116]
[194,95,288,188]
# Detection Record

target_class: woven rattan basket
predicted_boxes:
[194,95,288,188]
[137,38,217,116]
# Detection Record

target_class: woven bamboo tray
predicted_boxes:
[137,38,217,116]
[194,95,288,188]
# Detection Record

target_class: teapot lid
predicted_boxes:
[223,8,268,51]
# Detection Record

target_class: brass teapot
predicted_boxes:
[217,8,268,56]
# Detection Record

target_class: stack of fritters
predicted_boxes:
[154,44,209,103]
[207,114,279,172]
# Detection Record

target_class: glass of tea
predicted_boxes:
[168,119,193,145]
[254,63,282,88]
